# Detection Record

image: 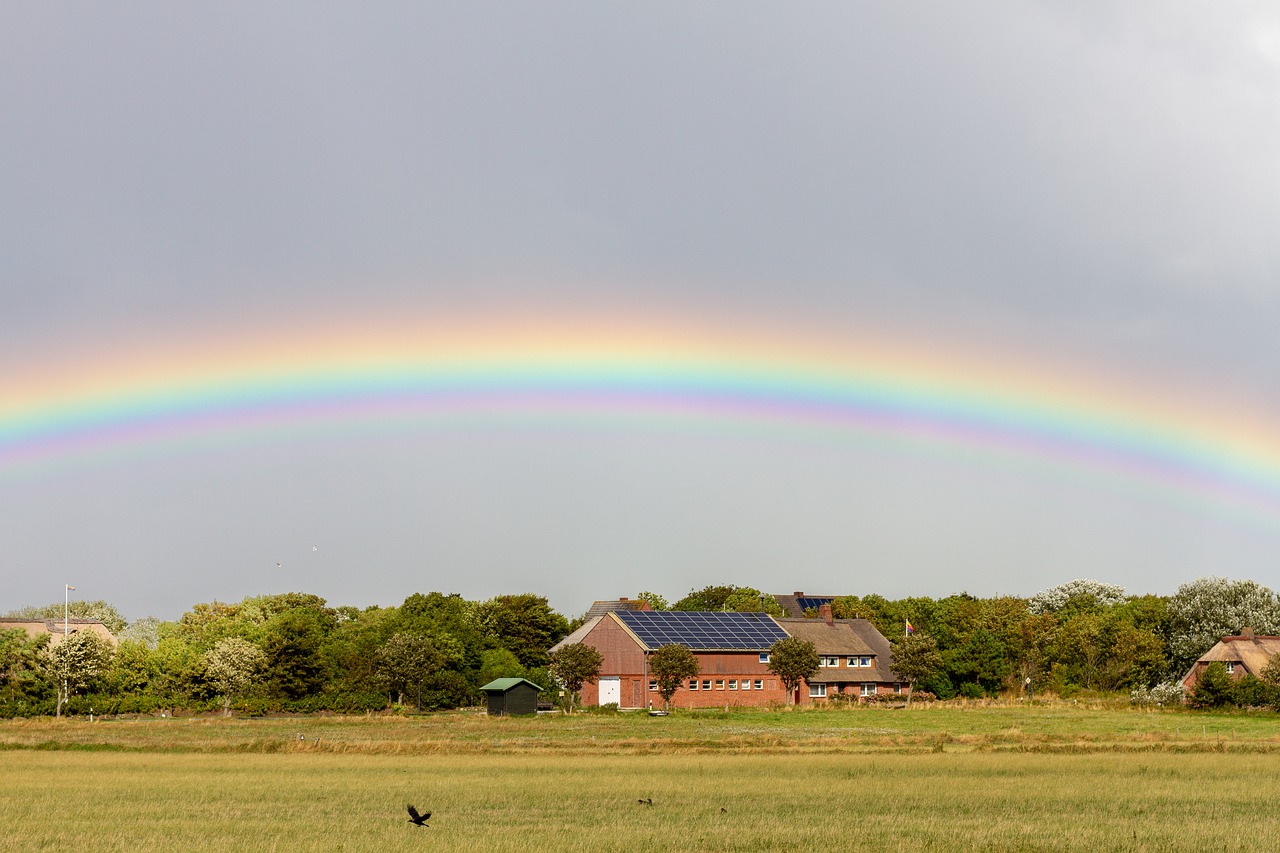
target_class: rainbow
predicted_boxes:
[3,317,1280,524]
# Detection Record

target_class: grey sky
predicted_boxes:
[3,3,1280,621]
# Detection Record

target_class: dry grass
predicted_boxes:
[4,704,1279,850]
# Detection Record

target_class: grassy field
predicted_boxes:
[4,703,1280,851]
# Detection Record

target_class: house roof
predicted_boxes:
[775,617,900,682]
[0,618,118,647]
[772,593,838,618]
[548,616,602,654]
[479,677,544,693]
[613,610,789,651]
[583,598,650,619]
[1188,633,1280,680]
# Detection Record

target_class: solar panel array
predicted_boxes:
[796,597,835,613]
[615,610,788,650]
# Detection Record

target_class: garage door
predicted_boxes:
[598,676,620,706]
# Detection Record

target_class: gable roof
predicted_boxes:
[611,610,788,652]
[773,593,838,618]
[583,597,650,619]
[775,617,900,682]
[0,618,118,647]
[548,616,602,654]
[479,677,544,693]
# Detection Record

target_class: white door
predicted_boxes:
[598,677,621,706]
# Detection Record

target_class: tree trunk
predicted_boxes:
[905,682,914,708]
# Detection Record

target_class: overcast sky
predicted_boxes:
[4,3,1280,622]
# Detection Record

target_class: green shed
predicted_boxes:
[480,677,543,716]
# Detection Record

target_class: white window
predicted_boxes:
[820,655,839,667]
[848,656,859,667]
[741,680,751,691]
[809,683,827,698]
[689,680,699,691]
[649,681,657,691]
[860,656,872,667]
[715,680,725,690]
[728,679,738,690]
[759,653,770,664]
[1226,662,1236,674]
[894,683,903,694]
[861,683,876,697]
[702,680,712,691]
[754,680,763,690]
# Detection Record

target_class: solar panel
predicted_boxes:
[796,597,835,612]
[615,610,788,650]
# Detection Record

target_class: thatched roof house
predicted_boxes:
[1181,628,1280,690]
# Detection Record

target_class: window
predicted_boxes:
[741,680,751,691]
[861,683,876,697]
[728,680,738,690]
[649,681,658,692]
[847,656,859,667]
[754,680,763,690]
[894,683,903,694]
[1226,662,1236,674]
[819,655,839,667]
[702,680,712,691]
[860,656,872,667]
[809,683,827,698]
[689,680,699,690]
[759,653,770,664]
[715,680,725,690]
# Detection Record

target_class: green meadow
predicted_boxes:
[4,703,1280,851]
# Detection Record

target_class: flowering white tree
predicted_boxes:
[1167,577,1280,674]
[1027,579,1127,615]
[204,637,266,716]
[45,631,114,716]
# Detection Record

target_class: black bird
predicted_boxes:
[406,804,431,827]
[637,798,653,806]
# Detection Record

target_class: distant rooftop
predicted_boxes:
[583,597,652,619]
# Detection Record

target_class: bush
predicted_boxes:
[1129,681,1185,707]
[1189,662,1234,709]
[957,682,985,699]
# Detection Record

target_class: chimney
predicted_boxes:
[793,591,804,597]
[819,604,833,625]
[1242,627,1255,638]
[619,597,629,602]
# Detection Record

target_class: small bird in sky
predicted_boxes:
[312,545,318,551]
[406,804,431,828]
[275,562,282,568]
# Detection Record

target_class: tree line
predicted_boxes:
[4,576,1280,716]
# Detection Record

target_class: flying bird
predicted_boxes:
[406,804,431,828]
[275,562,282,568]
[312,545,318,551]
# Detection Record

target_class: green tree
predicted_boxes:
[0,628,48,703]
[263,608,328,700]
[672,585,739,611]
[204,637,266,716]
[374,633,445,710]
[473,594,569,669]
[948,627,1010,696]
[889,631,943,706]
[648,644,699,710]
[477,648,526,688]
[767,636,819,704]
[635,591,669,611]
[547,642,604,713]
[1189,661,1234,709]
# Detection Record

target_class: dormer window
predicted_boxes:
[1226,662,1236,674]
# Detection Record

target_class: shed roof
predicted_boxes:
[479,678,544,693]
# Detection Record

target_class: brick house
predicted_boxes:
[549,606,901,708]
[777,606,903,701]
[1180,628,1280,691]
